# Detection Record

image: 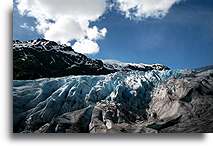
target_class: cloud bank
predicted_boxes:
[16,0,107,54]
[115,0,181,19]
[16,0,182,54]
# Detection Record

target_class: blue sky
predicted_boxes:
[13,0,213,69]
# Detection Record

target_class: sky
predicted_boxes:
[13,0,213,69]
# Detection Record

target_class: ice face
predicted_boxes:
[13,69,181,132]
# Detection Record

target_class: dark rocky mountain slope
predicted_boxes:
[13,39,169,80]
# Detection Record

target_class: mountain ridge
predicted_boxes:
[13,39,169,80]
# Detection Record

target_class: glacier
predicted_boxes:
[13,66,213,133]
[13,70,182,133]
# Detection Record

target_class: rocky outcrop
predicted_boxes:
[13,39,169,80]
[146,69,213,133]
[13,68,213,133]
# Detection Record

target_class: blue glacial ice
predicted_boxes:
[13,69,182,131]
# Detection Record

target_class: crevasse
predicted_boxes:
[13,69,181,132]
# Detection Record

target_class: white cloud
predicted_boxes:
[72,39,100,54]
[16,0,183,54]
[44,17,85,44]
[20,23,35,32]
[115,0,181,19]
[16,0,107,54]
[87,26,107,40]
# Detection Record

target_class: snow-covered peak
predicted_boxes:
[102,59,170,72]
